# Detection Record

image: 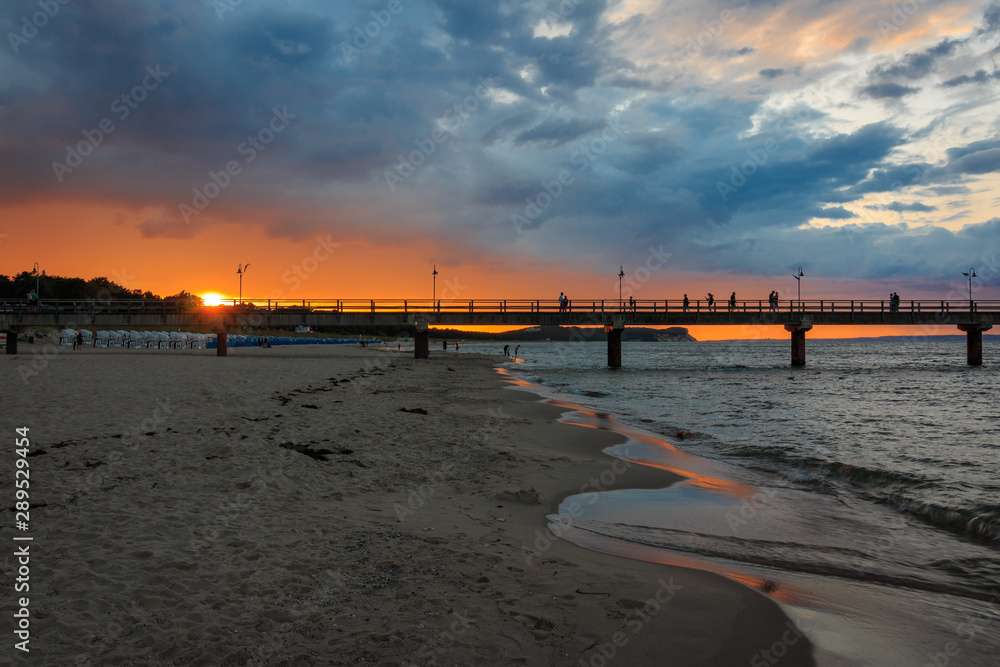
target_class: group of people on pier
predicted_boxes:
[889,292,901,312]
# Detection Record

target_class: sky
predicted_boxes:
[2,0,999,340]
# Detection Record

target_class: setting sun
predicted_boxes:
[201,293,224,307]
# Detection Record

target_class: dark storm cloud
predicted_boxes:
[759,68,786,79]
[945,148,1000,175]
[844,164,929,197]
[1,0,996,284]
[513,117,609,147]
[979,1,1000,34]
[871,39,960,80]
[860,82,919,99]
[812,206,856,219]
[942,70,1000,87]
[759,67,800,79]
[945,138,1000,161]
[480,110,541,145]
[919,139,1000,180]
[865,202,937,213]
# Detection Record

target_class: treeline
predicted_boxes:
[0,272,197,302]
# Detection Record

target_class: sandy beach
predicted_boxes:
[2,342,813,666]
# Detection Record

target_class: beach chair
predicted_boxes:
[60,329,76,346]
[80,329,93,345]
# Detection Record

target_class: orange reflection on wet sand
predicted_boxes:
[498,369,758,501]
[566,527,822,608]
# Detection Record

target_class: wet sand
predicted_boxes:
[1,342,813,665]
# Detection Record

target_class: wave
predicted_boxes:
[704,444,1000,542]
[556,515,999,601]
[886,496,1000,542]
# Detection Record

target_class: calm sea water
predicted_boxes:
[457,338,1000,665]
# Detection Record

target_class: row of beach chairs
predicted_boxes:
[59,329,214,349]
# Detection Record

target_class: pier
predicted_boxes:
[2,298,996,366]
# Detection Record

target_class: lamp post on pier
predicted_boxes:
[793,267,804,310]
[963,268,977,310]
[618,265,625,311]
[31,262,40,300]
[432,265,438,311]
[237,263,250,304]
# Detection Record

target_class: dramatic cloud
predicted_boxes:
[942,70,1000,86]
[866,202,938,213]
[1,0,998,296]
[871,39,960,81]
[860,82,920,99]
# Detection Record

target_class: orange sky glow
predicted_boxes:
[5,200,990,341]
[4,2,997,341]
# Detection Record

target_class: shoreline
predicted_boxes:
[494,347,1000,667]
[2,344,814,665]
[485,371,817,666]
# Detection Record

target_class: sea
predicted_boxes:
[456,338,1000,666]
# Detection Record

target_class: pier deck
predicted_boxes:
[3,298,996,365]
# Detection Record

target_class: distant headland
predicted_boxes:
[431,325,696,342]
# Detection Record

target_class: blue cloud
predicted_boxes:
[860,82,919,99]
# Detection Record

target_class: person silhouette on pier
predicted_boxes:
[707,293,715,311]
[558,292,566,312]
[729,292,737,311]
[683,294,690,311]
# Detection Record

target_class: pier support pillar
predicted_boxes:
[414,321,429,359]
[216,330,228,357]
[4,328,19,355]
[606,317,624,368]
[958,324,992,365]
[784,323,813,367]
